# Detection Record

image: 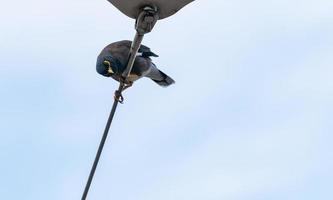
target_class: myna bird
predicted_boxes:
[96,40,175,88]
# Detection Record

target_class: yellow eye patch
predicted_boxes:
[103,60,114,74]
[103,60,111,66]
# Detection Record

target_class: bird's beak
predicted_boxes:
[103,60,114,74]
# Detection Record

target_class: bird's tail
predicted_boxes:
[152,70,175,87]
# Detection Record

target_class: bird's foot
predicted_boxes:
[114,78,133,103]
[123,82,133,91]
[114,90,124,104]
[118,77,133,91]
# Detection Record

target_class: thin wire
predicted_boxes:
[81,84,124,200]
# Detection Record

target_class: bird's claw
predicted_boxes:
[114,77,133,104]
[123,82,133,91]
[114,90,124,104]
[119,77,133,91]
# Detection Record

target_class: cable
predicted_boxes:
[81,83,123,200]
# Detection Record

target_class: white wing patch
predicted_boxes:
[136,52,143,57]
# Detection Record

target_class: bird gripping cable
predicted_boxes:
[81,6,158,200]
[115,6,158,103]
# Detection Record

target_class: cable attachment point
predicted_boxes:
[135,6,159,35]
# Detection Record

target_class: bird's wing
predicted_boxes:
[105,40,158,66]
[138,44,159,58]
[108,40,158,57]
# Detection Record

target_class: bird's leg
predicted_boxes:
[118,76,133,91]
[113,77,125,103]
[114,78,133,103]
[122,82,133,91]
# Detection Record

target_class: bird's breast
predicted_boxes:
[126,73,141,82]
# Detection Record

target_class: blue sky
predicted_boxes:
[1,0,333,199]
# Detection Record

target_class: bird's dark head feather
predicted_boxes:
[96,54,121,77]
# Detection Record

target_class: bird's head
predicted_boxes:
[96,54,120,77]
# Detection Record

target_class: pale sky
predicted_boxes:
[1,0,333,199]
